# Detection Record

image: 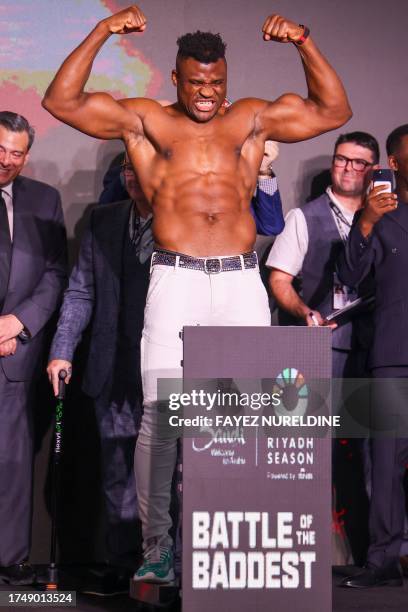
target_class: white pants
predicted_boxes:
[135,255,271,545]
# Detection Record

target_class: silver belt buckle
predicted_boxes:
[204,257,222,274]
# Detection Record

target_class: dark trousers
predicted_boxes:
[368,367,408,567]
[332,348,370,566]
[94,370,142,567]
[0,367,33,566]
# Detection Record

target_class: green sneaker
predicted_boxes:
[133,540,175,583]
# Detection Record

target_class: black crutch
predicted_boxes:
[44,369,67,591]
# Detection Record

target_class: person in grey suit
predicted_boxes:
[47,160,153,590]
[0,111,67,585]
[338,124,408,588]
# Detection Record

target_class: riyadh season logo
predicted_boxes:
[272,368,309,418]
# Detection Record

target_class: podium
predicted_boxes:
[181,326,332,612]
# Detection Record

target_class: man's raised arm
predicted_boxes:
[42,5,147,140]
[255,15,352,143]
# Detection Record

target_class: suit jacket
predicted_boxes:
[337,202,408,368]
[1,175,67,382]
[49,199,150,399]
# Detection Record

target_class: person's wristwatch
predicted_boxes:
[18,327,31,344]
[293,25,310,46]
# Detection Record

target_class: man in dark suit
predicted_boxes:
[268,132,378,565]
[47,160,153,591]
[0,111,67,585]
[338,124,408,588]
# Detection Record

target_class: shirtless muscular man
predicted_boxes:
[43,5,351,582]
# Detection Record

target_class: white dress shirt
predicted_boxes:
[0,182,13,241]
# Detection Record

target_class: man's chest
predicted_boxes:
[131,112,263,171]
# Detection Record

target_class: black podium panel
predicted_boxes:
[182,326,332,612]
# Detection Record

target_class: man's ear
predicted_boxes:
[171,70,177,87]
[23,152,30,167]
[388,154,398,172]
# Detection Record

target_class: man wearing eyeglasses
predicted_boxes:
[268,131,377,347]
[267,132,378,565]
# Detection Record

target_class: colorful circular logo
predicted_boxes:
[272,367,309,417]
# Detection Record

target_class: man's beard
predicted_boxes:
[334,183,365,198]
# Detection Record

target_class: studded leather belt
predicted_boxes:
[151,250,258,274]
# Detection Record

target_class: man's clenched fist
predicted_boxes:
[262,15,305,43]
[104,5,147,35]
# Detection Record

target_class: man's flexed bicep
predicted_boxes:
[45,91,143,140]
[42,5,147,139]
[256,93,349,144]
